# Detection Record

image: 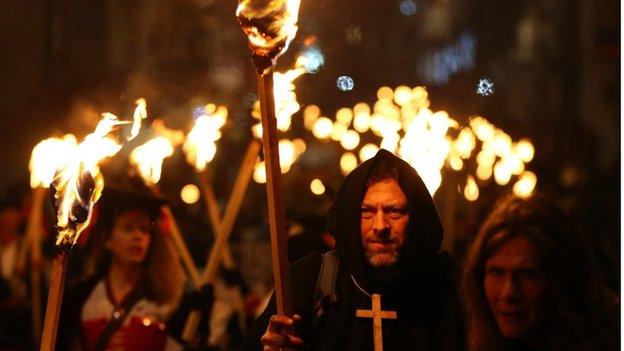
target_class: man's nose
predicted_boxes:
[372,210,390,234]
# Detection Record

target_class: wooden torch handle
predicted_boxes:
[257,69,293,317]
[40,252,69,351]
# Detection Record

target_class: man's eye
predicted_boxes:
[386,207,407,218]
[361,208,375,219]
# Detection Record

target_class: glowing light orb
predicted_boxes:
[340,152,358,175]
[336,76,355,91]
[330,123,347,141]
[312,117,333,139]
[514,139,535,162]
[340,130,360,150]
[359,143,379,162]
[253,161,267,183]
[477,77,495,96]
[180,184,200,204]
[399,0,417,15]
[377,86,394,101]
[336,108,353,126]
[310,178,325,195]
[393,85,413,106]
[353,112,371,133]
[513,171,537,197]
[464,175,479,201]
[304,104,321,129]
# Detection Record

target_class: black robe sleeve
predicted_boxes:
[239,251,323,351]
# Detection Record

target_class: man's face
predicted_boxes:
[484,235,546,339]
[360,178,409,267]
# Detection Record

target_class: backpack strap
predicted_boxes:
[312,250,340,319]
[93,288,143,351]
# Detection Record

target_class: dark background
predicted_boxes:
[0,0,620,289]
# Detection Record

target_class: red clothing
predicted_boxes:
[80,280,180,351]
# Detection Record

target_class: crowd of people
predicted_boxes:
[0,150,618,350]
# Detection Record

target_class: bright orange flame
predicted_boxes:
[253,138,306,183]
[152,119,185,147]
[236,0,301,65]
[129,98,147,141]
[297,83,536,197]
[183,105,228,171]
[130,137,175,185]
[51,114,129,247]
[30,135,78,188]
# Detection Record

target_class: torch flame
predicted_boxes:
[51,114,129,247]
[251,50,317,136]
[30,135,78,189]
[130,137,175,185]
[302,84,537,197]
[183,105,228,172]
[236,0,301,70]
[129,98,147,141]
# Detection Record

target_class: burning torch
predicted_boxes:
[236,0,300,323]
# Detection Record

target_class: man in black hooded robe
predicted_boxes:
[242,150,463,350]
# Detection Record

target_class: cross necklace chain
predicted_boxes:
[351,275,397,351]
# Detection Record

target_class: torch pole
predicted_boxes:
[257,69,293,318]
[198,174,235,269]
[39,250,69,351]
[161,206,203,289]
[181,139,260,343]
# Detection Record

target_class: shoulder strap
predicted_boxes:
[312,250,340,318]
[93,289,144,351]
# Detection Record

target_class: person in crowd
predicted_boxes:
[0,200,29,350]
[57,186,186,351]
[242,149,463,350]
[462,193,619,351]
[0,201,26,307]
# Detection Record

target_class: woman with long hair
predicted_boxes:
[57,187,186,351]
[462,193,618,351]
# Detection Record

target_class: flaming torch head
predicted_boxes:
[50,166,100,250]
[47,112,133,250]
[236,0,301,74]
[49,118,127,249]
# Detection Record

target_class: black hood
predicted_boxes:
[327,149,444,291]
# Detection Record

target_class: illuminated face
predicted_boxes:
[360,178,409,267]
[484,235,546,339]
[105,210,152,266]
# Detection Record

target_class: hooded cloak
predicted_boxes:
[242,150,463,350]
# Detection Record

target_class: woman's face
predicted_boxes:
[483,235,546,339]
[105,209,152,266]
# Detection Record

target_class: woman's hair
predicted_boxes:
[86,208,185,307]
[462,193,618,351]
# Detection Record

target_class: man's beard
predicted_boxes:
[364,244,401,267]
